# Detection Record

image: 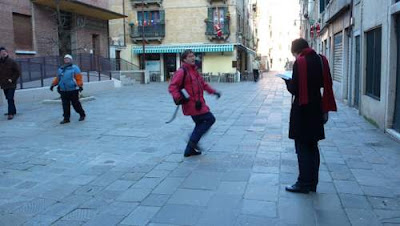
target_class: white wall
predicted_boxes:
[359,0,390,129]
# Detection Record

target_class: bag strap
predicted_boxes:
[180,67,187,89]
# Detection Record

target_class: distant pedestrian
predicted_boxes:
[284,38,337,193]
[50,54,86,124]
[168,49,221,157]
[252,58,260,82]
[0,47,21,120]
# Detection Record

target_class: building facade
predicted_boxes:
[299,0,400,138]
[0,0,125,58]
[109,0,258,82]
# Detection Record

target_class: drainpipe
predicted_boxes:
[123,0,126,47]
[359,0,364,115]
[348,0,354,106]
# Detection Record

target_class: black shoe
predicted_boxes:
[4,113,9,116]
[7,114,14,120]
[184,150,202,157]
[285,183,311,194]
[79,115,85,121]
[188,141,202,152]
[60,119,70,124]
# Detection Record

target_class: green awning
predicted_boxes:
[133,44,235,54]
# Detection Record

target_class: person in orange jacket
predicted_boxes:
[50,54,86,124]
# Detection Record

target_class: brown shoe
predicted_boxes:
[7,114,14,120]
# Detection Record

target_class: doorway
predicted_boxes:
[164,53,176,81]
[393,16,400,132]
[354,35,361,108]
[115,50,121,71]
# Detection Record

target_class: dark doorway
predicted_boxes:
[164,53,176,81]
[354,35,361,108]
[393,16,400,132]
[115,50,121,71]
[92,34,100,70]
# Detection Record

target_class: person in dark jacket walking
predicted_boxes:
[284,38,337,193]
[0,47,21,120]
[50,54,86,124]
[168,49,221,157]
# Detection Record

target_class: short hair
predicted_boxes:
[0,47,6,52]
[181,49,194,60]
[291,38,309,54]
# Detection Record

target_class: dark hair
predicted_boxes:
[291,38,309,54]
[181,49,194,61]
[0,47,6,52]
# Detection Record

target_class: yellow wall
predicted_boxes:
[203,52,236,74]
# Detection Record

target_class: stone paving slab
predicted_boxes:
[0,72,399,225]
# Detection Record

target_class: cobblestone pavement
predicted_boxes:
[0,72,399,226]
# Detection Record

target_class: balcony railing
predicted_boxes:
[131,0,162,7]
[205,21,230,40]
[130,23,165,42]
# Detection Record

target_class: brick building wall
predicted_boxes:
[0,0,32,57]
[33,5,59,56]
[0,0,112,59]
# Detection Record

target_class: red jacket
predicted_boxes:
[168,63,216,116]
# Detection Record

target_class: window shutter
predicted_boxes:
[160,10,165,23]
[207,7,213,21]
[13,13,33,51]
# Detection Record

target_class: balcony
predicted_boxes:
[205,20,230,41]
[131,0,162,8]
[130,23,165,43]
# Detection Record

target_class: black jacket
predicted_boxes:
[0,56,21,89]
[285,53,325,142]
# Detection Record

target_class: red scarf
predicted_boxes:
[297,48,337,112]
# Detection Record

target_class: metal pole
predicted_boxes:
[141,0,146,84]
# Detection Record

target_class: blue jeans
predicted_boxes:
[3,88,16,115]
[185,112,216,152]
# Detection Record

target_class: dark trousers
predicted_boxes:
[185,112,216,152]
[295,139,320,188]
[253,69,259,82]
[60,90,85,120]
[3,88,16,115]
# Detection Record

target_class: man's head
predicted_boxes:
[0,47,8,59]
[64,54,73,64]
[181,49,195,65]
[291,38,309,57]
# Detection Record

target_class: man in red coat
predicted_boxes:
[284,38,337,193]
[168,49,221,157]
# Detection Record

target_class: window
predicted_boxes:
[137,11,162,26]
[319,0,330,13]
[365,27,382,99]
[13,13,33,51]
[212,7,226,28]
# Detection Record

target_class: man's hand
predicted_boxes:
[322,112,329,124]
[50,85,54,92]
[78,87,83,93]
[214,92,221,99]
[7,79,12,83]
